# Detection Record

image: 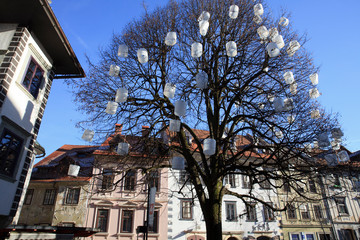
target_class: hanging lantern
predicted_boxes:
[310,109,320,119]
[198,11,211,22]
[331,140,341,151]
[164,83,176,99]
[287,114,296,124]
[290,82,297,95]
[269,28,279,40]
[273,97,284,112]
[196,71,208,89]
[82,129,94,142]
[263,67,269,72]
[309,73,319,85]
[169,119,181,132]
[253,15,262,24]
[68,164,80,177]
[118,44,128,58]
[175,100,186,116]
[199,20,209,36]
[331,128,344,139]
[309,88,320,99]
[191,42,203,58]
[137,48,149,63]
[313,141,319,149]
[287,40,301,56]
[254,3,264,16]
[338,150,350,163]
[267,94,275,102]
[117,142,130,155]
[317,132,330,148]
[275,130,283,139]
[266,43,280,58]
[257,26,269,40]
[279,17,289,27]
[325,154,338,166]
[115,88,128,103]
[226,41,237,57]
[105,101,118,115]
[165,32,177,46]
[171,156,185,170]
[283,71,295,84]
[203,138,216,156]
[258,103,265,109]
[273,35,285,49]
[283,98,294,111]
[109,65,120,77]
[229,5,239,19]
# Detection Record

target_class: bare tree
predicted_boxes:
[67,0,339,239]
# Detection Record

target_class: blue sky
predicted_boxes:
[36,0,360,161]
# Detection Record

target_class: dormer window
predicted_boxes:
[22,58,44,99]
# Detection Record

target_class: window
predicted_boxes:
[335,197,348,214]
[258,175,270,189]
[148,170,159,190]
[290,233,300,240]
[121,210,134,233]
[299,204,311,220]
[65,188,80,204]
[313,205,324,219]
[246,203,256,221]
[24,189,34,205]
[225,202,237,221]
[43,189,56,205]
[224,174,237,188]
[242,175,251,189]
[263,203,274,221]
[96,209,109,232]
[308,180,317,193]
[124,170,136,191]
[181,199,193,220]
[287,204,297,219]
[318,234,331,240]
[22,58,44,98]
[0,128,24,177]
[148,211,159,233]
[101,169,114,190]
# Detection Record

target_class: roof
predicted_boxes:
[32,176,92,183]
[0,0,85,78]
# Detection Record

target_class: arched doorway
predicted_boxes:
[257,236,271,240]
[228,237,238,240]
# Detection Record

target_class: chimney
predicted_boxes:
[115,124,123,135]
[142,126,150,137]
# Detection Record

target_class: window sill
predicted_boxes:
[180,218,193,221]
[95,232,109,236]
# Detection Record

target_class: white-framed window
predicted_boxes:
[313,204,324,219]
[299,204,311,220]
[224,174,237,188]
[335,197,348,214]
[246,202,256,221]
[180,199,193,220]
[290,233,315,240]
[242,175,251,189]
[65,187,80,205]
[43,189,56,205]
[21,57,45,99]
[225,201,237,221]
[263,203,274,221]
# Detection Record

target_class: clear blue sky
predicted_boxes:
[36,0,360,162]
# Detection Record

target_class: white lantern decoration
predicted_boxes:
[287,114,296,124]
[115,88,128,103]
[164,83,176,99]
[171,156,185,170]
[267,94,275,102]
[317,132,330,148]
[82,129,94,142]
[279,17,289,27]
[313,141,319,149]
[331,140,341,151]
[253,15,262,24]
[254,3,264,16]
[226,41,237,57]
[191,42,203,58]
[309,73,319,85]
[290,82,297,95]
[309,88,320,99]
[229,5,239,19]
[275,130,283,139]
[338,150,350,163]
[324,154,338,166]
[258,103,265,109]
[304,143,312,152]
[266,43,280,58]
[310,109,320,119]
[175,100,186,116]
[105,101,118,115]
[331,128,344,139]
[68,164,80,177]
[273,34,285,49]
[283,71,295,84]
[109,65,120,77]
[117,142,130,155]
[198,11,211,22]
[196,71,208,89]
[203,138,216,156]
[283,98,294,111]
[273,97,284,112]
[118,44,128,58]
[269,28,279,40]
[199,20,210,36]
[257,26,269,40]
[165,32,177,46]
[287,40,301,56]
[137,48,149,63]
[263,67,269,72]
[169,119,181,132]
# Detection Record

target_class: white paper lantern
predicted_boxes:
[263,67,269,72]
[309,73,319,85]
[253,15,262,24]
[313,141,319,149]
[257,26,269,40]
[331,140,341,151]
[191,42,203,58]
[275,130,283,139]
[279,17,289,27]
[68,164,80,177]
[118,44,128,58]
[165,32,177,46]
[273,34,285,49]
[338,150,350,163]
[258,103,265,109]
[226,41,237,57]
[290,82,297,95]
[324,154,338,166]
[199,20,209,36]
[115,88,128,103]
[171,156,185,170]
[317,132,330,148]
[117,142,129,155]
[273,97,284,112]
[267,94,275,102]
[105,101,118,115]
[175,100,186,116]
[82,129,94,142]
[309,88,320,99]
[311,109,320,119]
[203,138,216,156]
[109,65,120,77]
[266,42,280,58]
[287,114,296,124]
[283,71,295,84]
[254,3,264,16]
[287,40,301,56]
[331,128,344,139]
[229,5,239,19]
[169,119,181,132]
[137,48,149,63]
[269,28,279,40]
[283,98,294,111]
[164,83,176,99]
[196,71,208,89]
[198,11,211,22]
